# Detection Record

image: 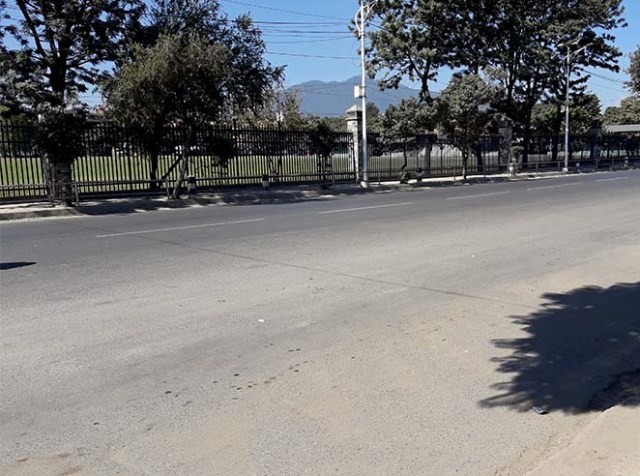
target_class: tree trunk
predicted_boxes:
[462,149,469,181]
[423,141,433,175]
[522,124,531,168]
[551,136,559,167]
[475,143,483,175]
[149,145,160,190]
[172,127,195,199]
[399,141,409,183]
[551,104,563,166]
[49,159,74,206]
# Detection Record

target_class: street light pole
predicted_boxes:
[564,45,571,173]
[359,0,369,186]
[356,0,378,187]
[563,43,589,173]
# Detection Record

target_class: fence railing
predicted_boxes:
[0,122,356,201]
[1,120,639,202]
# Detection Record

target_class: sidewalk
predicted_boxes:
[0,171,588,222]
[525,404,640,476]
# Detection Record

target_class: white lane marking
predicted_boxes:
[96,218,265,238]
[595,176,629,183]
[527,182,581,192]
[317,202,413,215]
[446,191,511,201]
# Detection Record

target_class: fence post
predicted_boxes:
[345,105,363,183]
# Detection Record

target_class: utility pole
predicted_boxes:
[355,0,377,187]
[563,43,589,173]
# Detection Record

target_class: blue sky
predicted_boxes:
[3,0,637,109]
[221,0,639,109]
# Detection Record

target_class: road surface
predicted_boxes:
[1,171,639,475]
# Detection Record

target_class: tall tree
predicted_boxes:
[367,0,471,101]
[381,97,435,178]
[629,46,640,95]
[436,74,495,180]
[603,96,640,125]
[105,0,282,186]
[106,34,231,198]
[134,0,282,117]
[365,0,625,159]
[532,93,602,135]
[0,0,143,203]
[366,101,382,134]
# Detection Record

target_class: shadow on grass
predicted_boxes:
[481,282,640,414]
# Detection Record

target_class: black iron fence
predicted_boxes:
[515,134,640,172]
[0,122,356,201]
[1,120,639,202]
[367,134,504,182]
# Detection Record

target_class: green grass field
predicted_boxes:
[1,144,632,198]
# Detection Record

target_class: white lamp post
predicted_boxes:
[562,42,590,173]
[355,0,379,188]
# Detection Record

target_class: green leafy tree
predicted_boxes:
[308,119,338,185]
[106,34,231,198]
[0,0,143,203]
[367,0,471,101]
[532,93,601,135]
[532,93,601,164]
[365,0,625,164]
[629,46,640,95]
[436,74,495,180]
[381,98,435,178]
[106,0,282,186]
[254,89,306,128]
[366,101,382,134]
[134,0,282,117]
[603,96,640,125]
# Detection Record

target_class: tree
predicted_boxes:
[381,97,435,179]
[308,120,337,185]
[106,34,231,198]
[366,1,625,164]
[134,0,282,118]
[367,0,471,101]
[253,88,306,128]
[0,0,143,203]
[603,96,640,125]
[105,0,282,186]
[366,101,382,134]
[629,46,640,95]
[436,74,495,180]
[532,94,601,135]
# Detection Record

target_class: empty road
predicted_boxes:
[1,171,639,475]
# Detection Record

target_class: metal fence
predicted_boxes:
[367,134,504,182]
[0,122,356,201]
[515,134,640,172]
[2,120,639,202]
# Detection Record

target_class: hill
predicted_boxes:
[288,76,421,117]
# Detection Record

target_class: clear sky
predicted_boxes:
[221,0,639,109]
[3,0,637,109]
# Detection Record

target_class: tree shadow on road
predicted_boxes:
[0,261,36,270]
[481,282,640,414]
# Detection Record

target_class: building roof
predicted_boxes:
[604,124,640,133]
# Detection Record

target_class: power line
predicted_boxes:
[269,36,354,45]
[587,80,628,93]
[221,0,350,21]
[584,70,627,85]
[267,51,357,60]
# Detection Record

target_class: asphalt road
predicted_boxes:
[1,171,639,475]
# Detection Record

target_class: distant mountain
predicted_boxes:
[288,76,421,117]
